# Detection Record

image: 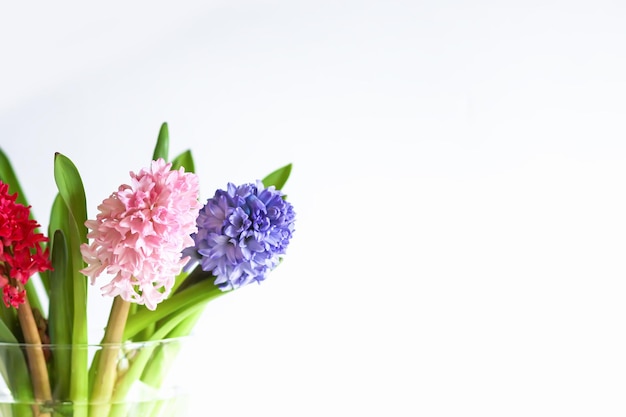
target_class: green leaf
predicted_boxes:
[48,193,69,252]
[24,280,44,316]
[48,229,72,400]
[137,306,203,404]
[171,149,195,173]
[0,319,34,414]
[47,193,71,317]
[124,278,225,340]
[153,122,170,161]
[0,148,29,208]
[0,313,19,344]
[54,154,88,241]
[53,153,89,412]
[262,163,292,190]
[173,265,212,295]
[0,302,18,341]
[35,269,50,297]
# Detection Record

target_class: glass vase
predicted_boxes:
[0,337,191,417]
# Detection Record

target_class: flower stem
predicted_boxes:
[89,296,131,417]
[17,297,52,417]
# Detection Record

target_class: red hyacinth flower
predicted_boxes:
[0,181,51,308]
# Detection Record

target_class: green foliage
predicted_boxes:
[0,122,295,414]
[53,153,89,412]
[48,229,72,399]
[0,148,29,208]
[153,122,170,161]
[0,320,34,417]
[171,149,195,172]
[262,163,292,189]
[124,279,224,340]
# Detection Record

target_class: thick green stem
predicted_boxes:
[89,297,131,417]
[17,297,52,417]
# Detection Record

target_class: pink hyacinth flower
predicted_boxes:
[80,159,200,310]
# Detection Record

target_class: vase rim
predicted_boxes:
[0,335,192,349]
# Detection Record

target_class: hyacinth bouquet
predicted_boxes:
[0,123,296,417]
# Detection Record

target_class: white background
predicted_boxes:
[2,1,626,416]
